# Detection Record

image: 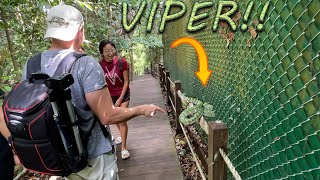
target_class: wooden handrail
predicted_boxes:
[174,80,182,134]
[157,64,229,180]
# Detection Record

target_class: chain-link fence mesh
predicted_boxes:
[162,0,319,179]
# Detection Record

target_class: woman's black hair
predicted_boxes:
[99,39,116,54]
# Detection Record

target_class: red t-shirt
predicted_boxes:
[99,56,129,96]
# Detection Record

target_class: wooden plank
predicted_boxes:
[123,135,174,150]
[125,121,170,129]
[126,119,169,126]
[116,146,176,159]
[120,169,183,180]
[110,75,183,179]
[119,161,181,177]
[121,123,172,132]
[125,133,174,142]
[111,128,172,139]
[117,150,178,167]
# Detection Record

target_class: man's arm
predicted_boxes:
[78,56,163,125]
[85,86,164,125]
[0,106,11,140]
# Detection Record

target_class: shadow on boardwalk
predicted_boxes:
[111,75,183,180]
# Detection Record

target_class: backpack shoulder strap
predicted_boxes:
[98,121,110,138]
[117,56,123,71]
[26,53,42,79]
[53,52,87,76]
[96,120,114,152]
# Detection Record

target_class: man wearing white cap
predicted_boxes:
[18,4,164,180]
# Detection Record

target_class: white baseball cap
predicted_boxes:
[44,4,84,41]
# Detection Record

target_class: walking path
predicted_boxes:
[111,75,183,180]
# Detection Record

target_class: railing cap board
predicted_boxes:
[208,121,228,131]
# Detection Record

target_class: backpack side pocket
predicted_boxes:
[11,137,65,176]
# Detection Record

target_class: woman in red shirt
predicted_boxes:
[99,40,131,160]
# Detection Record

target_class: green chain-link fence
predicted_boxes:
[162,0,319,179]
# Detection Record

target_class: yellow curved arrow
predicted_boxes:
[170,37,212,87]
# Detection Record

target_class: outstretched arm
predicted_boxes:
[86,86,164,125]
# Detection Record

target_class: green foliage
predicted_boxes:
[132,43,147,75]
[0,0,163,94]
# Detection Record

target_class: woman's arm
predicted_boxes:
[0,106,11,140]
[115,58,130,107]
[115,70,129,106]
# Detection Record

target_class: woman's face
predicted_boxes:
[103,44,116,61]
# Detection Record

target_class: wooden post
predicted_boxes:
[161,67,165,89]
[174,80,182,134]
[150,62,153,77]
[157,64,162,80]
[165,71,171,105]
[208,121,228,180]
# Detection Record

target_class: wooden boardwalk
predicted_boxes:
[111,75,183,180]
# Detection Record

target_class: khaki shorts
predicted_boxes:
[66,152,118,180]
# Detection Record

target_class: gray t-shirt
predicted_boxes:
[22,49,112,159]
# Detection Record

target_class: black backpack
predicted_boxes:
[2,52,102,176]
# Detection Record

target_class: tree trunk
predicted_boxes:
[0,50,8,84]
[0,8,17,71]
[154,47,160,64]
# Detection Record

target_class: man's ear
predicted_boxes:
[77,28,83,39]
[75,28,84,49]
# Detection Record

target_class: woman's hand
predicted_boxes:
[115,98,122,107]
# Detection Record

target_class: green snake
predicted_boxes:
[178,93,215,125]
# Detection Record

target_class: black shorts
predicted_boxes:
[0,143,14,180]
[111,91,130,104]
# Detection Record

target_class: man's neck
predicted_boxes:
[49,39,77,51]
